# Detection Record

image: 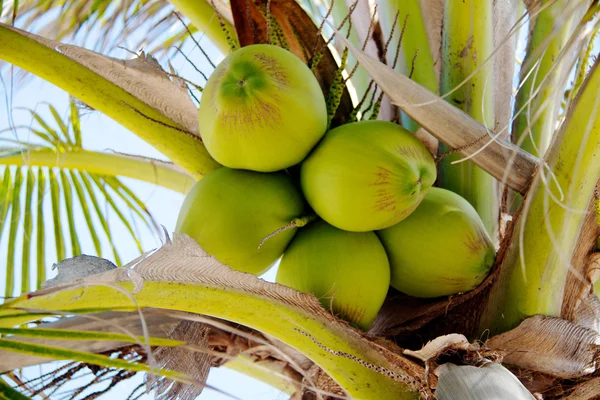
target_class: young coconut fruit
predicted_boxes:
[377,187,496,298]
[276,221,390,330]
[198,44,328,172]
[300,120,436,232]
[176,167,304,275]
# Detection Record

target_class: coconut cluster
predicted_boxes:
[176,44,495,331]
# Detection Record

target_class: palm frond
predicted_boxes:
[0,377,30,400]
[2,0,226,62]
[7,0,168,56]
[0,100,162,298]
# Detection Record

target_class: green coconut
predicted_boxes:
[377,187,496,298]
[175,168,304,275]
[198,44,327,172]
[300,120,436,232]
[276,221,390,330]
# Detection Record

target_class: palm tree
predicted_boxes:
[1,0,599,398]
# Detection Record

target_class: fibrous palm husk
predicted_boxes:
[486,315,600,379]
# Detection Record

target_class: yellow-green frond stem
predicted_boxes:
[513,0,580,158]
[168,0,238,54]
[438,0,498,238]
[1,148,195,194]
[378,0,439,131]
[482,59,600,334]
[0,267,424,399]
[223,354,299,395]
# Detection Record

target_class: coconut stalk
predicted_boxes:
[481,57,600,334]
[167,0,238,54]
[328,0,371,104]
[438,0,498,238]
[513,0,583,158]
[376,0,440,131]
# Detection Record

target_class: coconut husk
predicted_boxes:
[486,315,600,379]
[301,364,346,400]
[561,376,600,399]
[573,292,600,333]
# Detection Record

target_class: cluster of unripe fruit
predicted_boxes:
[176,44,495,331]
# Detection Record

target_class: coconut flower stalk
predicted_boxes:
[167,0,239,53]
[438,0,498,238]
[377,0,440,131]
[512,0,586,158]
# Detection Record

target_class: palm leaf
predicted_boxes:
[0,378,30,400]
[20,168,34,294]
[0,101,163,298]
[0,22,220,178]
[3,0,224,60]
[5,167,23,299]
[0,235,430,399]
[35,168,45,288]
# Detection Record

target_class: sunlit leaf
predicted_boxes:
[0,378,30,400]
[20,168,34,293]
[69,97,81,148]
[0,339,188,380]
[69,170,102,256]
[59,169,81,255]
[0,327,183,347]
[35,168,45,288]
[48,167,65,262]
[47,103,72,146]
[88,174,144,254]
[0,102,171,296]
[76,171,122,265]
[5,168,23,298]
[0,168,12,243]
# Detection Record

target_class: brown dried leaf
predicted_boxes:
[573,293,600,333]
[419,0,444,75]
[486,315,599,378]
[403,334,471,363]
[152,320,211,400]
[587,253,600,284]
[562,376,600,399]
[561,185,600,321]
[229,0,353,126]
